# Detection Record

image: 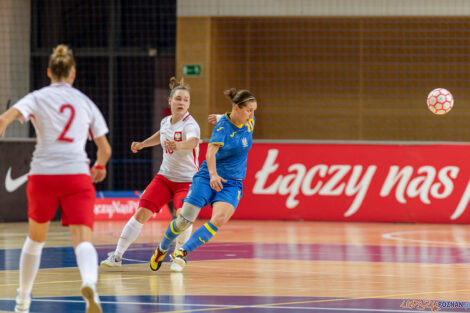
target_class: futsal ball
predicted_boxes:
[426,88,453,115]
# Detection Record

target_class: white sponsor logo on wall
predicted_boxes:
[253,149,467,220]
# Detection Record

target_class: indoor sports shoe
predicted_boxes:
[170,249,188,271]
[14,291,31,313]
[149,246,167,271]
[170,260,184,272]
[80,282,102,313]
[100,253,122,267]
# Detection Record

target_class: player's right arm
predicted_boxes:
[91,135,112,183]
[131,130,161,153]
[0,108,22,136]
[206,143,226,192]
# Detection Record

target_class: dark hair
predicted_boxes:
[169,77,190,98]
[48,44,76,79]
[224,88,256,107]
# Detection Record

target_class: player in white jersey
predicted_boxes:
[100,77,200,272]
[0,45,111,313]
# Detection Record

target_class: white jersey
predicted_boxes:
[13,82,109,175]
[158,112,200,182]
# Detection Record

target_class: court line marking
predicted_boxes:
[152,288,470,313]
[3,260,470,291]
[0,297,466,313]
[382,230,469,246]
[1,261,470,309]
[0,231,70,238]
[0,274,163,288]
[193,261,470,281]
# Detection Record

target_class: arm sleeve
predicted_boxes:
[184,123,200,140]
[89,103,109,139]
[209,122,227,146]
[12,93,36,123]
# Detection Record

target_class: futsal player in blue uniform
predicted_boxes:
[149,88,257,272]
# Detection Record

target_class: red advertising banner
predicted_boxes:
[94,192,172,221]
[209,142,470,223]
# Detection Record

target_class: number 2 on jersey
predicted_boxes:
[57,104,75,142]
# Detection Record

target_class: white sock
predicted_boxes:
[176,224,193,247]
[115,216,143,259]
[18,237,45,298]
[75,241,98,285]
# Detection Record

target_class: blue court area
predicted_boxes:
[2,242,470,271]
[1,294,467,313]
[2,243,470,312]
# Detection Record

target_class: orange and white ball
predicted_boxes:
[426,88,453,115]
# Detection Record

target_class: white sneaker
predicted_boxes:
[170,249,187,272]
[170,261,184,272]
[80,282,102,313]
[100,253,122,267]
[14,291,31,313]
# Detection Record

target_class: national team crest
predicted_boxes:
[242,137,248,147]
[174,131,182,141]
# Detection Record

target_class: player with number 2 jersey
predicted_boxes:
[0,44,111,313]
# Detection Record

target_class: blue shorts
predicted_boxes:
[183,174,243,210]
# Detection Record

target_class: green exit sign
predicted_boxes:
[182,64,202,76]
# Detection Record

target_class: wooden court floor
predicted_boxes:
[1,220,470,312]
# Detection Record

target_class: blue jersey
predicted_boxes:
[198,113,255,180]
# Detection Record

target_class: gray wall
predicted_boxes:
[0,0,30,138]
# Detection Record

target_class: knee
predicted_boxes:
[174,214,193,232]
[28,232,47,243]
[210,214,231,229]
[134,207,153,223]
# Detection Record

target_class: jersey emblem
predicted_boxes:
[174,131,182,142]
[242,137,248,147]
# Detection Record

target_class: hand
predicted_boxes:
[210,174,227,192]
[90,165,106,183]
[208,114,218,125]
[130,141,144,153]
[164,139,180,152]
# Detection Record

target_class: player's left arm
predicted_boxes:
[0,108,22,136]
[90,135,112,183]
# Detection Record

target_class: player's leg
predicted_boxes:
[183,201,234,252]
[61,174,101,313]
[150,201,201,271]
[171,181,241,271]
[158,176,210,252]
[16,176,58,313]
[69,225,102,313]
[102,175,172,267]
[15,219,49,313]
[150,177,209,271]
[172,202,234,271]
[172,183,193,251]
[174,212,193,251]
[101,207,152,267]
